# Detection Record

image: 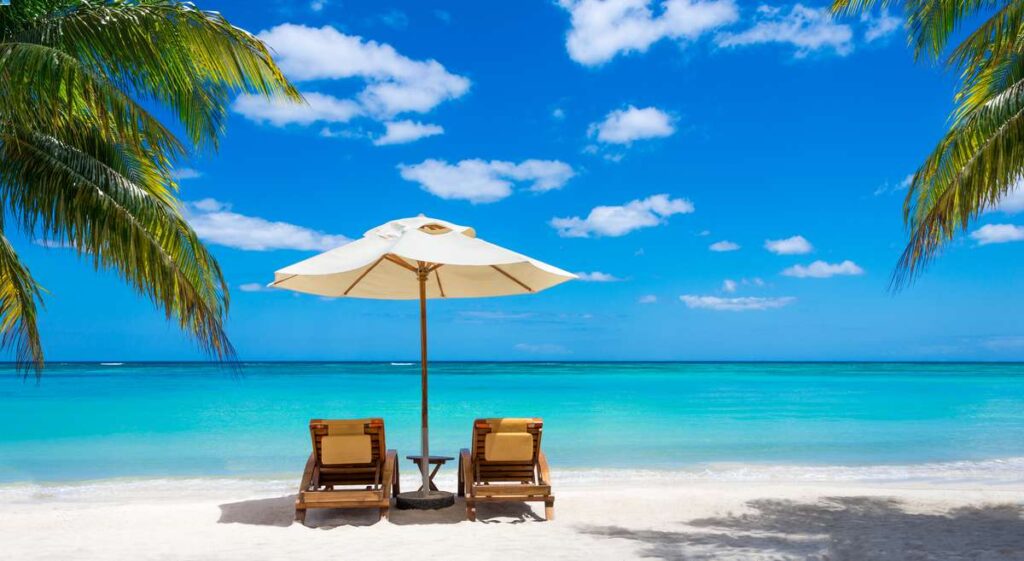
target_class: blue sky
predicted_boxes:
[14,0,1024,361]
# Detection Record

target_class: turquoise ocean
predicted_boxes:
[3,362,1024,483]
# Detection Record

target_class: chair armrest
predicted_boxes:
[537,450,552,486]
[460,448,473,496]
[382,450,398,499]
[298,452,315,492]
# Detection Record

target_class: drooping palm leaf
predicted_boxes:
[832,0,1024,285]
[5,0,301,148]
[0,41,186,165]
[0,0,301,372]
[898,74,1024,283]
[0,230,44,370]
[0,127,234,360]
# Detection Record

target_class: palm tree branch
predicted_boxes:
[0,40,186,163]
[10,0,301,148]
[896,76,1024,285]
[0,129,233,359]
[0,228,44,375]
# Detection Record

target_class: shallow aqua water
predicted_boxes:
[2,362,1023,482]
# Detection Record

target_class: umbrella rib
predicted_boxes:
[491,265,533,292]
[434,266,446,298]
[384,254,418,272]
[343,256,385,296]
[269,274,297,287]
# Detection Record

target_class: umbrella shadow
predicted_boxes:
[389,497,543,525]
[218,495,544,527]
[218,495,299,527]
[578,496,1024,560]
[217,495,380,528]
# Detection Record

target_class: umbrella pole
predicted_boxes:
[418,268,431,496]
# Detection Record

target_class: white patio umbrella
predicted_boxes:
[270,215,576,499]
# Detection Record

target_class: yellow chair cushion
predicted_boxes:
[325,420,368,436]
[484,432,534,462]
[321,435,372,464]
[487,418,535,433]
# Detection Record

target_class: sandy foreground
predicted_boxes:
[2,471,1023,561]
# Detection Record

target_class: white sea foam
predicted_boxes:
[3,457,1022,504]
[553,457,1024,486]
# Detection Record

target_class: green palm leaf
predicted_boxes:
[833,0,1024,285]
[6,0,301,147]
[0,0,301,372]
[0,230,44,370]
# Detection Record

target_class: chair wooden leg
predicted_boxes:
[544,497,555,521]
[379,507,388,522]
[466,501,476,521]
[295,506,307,524]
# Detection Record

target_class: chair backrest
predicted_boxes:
[470,418,543,483]
[309,418,385,486]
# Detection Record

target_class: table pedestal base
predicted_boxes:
[395,490,455,510]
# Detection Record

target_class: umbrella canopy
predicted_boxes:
[270,216,576,500]
[272,215,575,299]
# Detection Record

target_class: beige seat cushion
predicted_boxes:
[325,420,369,436]
[484,432,534,462]
[487,418,535,433]
[321,435,372,464]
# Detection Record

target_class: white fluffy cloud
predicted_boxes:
[239,283,271,292]
[680,294,795,311]
[638,294,658,304]
[233,24,468,142]
[722,279,738,292]
[182,199,350,251]
[992,181,1024,214]
[233,91,362,127]
[764,235,813,255]
[716,4,853,57]
[398,159,575,203]
[589,106,676,144]
[559,0,739,65]
[970,224,1024,245]
[709,240,740,252]
[782,260,864,278]
[862,10,902,42]
[258,24,469,115]
[374,120,444,146]
[551,194,694,237]
[576,271,622,282]
[171,168,202,181]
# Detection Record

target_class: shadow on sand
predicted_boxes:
[218,495,543,528]
[578,497,1024,561]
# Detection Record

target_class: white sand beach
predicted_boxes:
[3,470,1023,561]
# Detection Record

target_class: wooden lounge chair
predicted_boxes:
[295,418,399,523]
[458,417,553,521]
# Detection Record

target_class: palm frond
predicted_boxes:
[833,1,1007,62]
[0,127,234,360]
[0,41,185,163]
[10,0,302,148]
[946,1,1024,73]
[0,0,301,368]
[0,229,44,375]
[896,74,1024,285]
